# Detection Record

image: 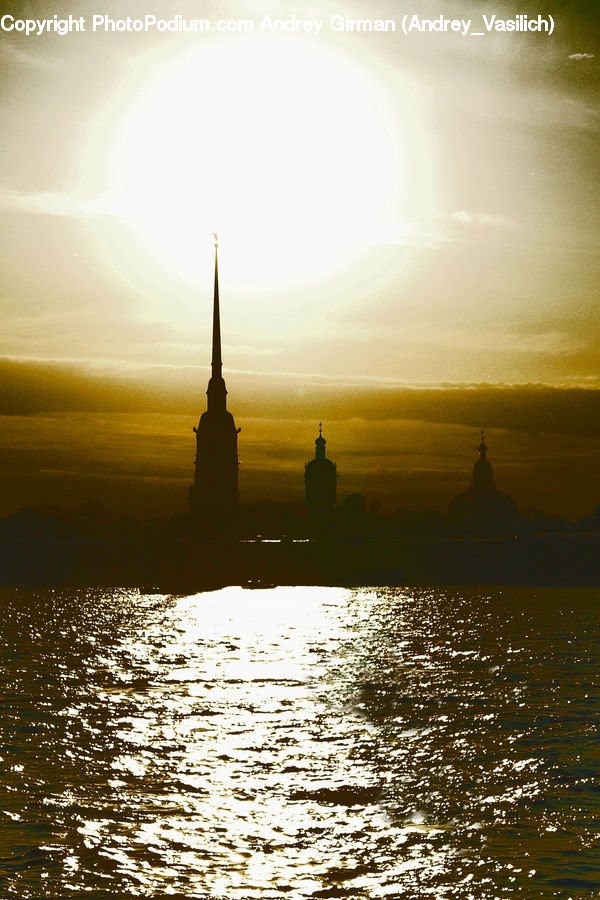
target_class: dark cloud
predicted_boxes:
[0,358,159,415]
[2,357,600,438]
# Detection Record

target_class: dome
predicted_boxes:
[448,431,521,536]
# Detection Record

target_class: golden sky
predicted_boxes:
[0,0,598,516]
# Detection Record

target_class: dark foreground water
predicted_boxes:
[1,586,600,899]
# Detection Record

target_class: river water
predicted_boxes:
[1,585,599,898]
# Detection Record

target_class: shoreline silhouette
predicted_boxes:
[1,515,599,588]
[1,244,599,589]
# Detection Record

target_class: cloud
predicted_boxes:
[1,357,600,438]
[0,41,67,72]
[0,189,106,219]
[449,210,521,230]
[378,221,447,247]
[567,53,595,60]
[421,327,583,356]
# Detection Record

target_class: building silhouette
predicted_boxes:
[305,423,337,509]
[189,238,240,524]
[448,431,520,536]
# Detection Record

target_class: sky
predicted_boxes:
[0,0,599,517]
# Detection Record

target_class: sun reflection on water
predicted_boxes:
[70,586,395,898]
[1,585,600,897]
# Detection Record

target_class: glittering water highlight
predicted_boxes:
[1,586,599,897]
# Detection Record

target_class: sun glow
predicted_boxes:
[101,37,402,284]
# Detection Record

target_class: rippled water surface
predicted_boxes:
[1,585,600,898]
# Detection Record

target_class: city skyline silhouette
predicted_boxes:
[0,0,597,529]
[1,7,600,900]
[0,243,596,543]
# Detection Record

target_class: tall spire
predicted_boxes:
[211,233,222,379]
[190,234,240,523]
[206,233,227,412]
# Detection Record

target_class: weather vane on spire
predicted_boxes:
[212,232,218,248]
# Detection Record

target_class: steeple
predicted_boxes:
[189,236,240,524]
[212,237,222,377]
[207,234,227,412]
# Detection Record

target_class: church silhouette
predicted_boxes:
[2,240,599,587]
[448,431,521,536]
[305,423,337,509]
[189,237,240,528]
[187,242,526,540]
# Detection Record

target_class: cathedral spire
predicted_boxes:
[190,235,240,522]
[206,233,227,413]
[211,233,222,380]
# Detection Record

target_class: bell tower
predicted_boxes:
[305,423,337,509]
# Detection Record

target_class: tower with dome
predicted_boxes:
[304,424,337,510]
[448,431,521,536]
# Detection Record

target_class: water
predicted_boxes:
[1,585,600,898]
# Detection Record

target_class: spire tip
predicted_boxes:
[478,429,487,457]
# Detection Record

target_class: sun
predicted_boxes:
[100,36,402,285]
